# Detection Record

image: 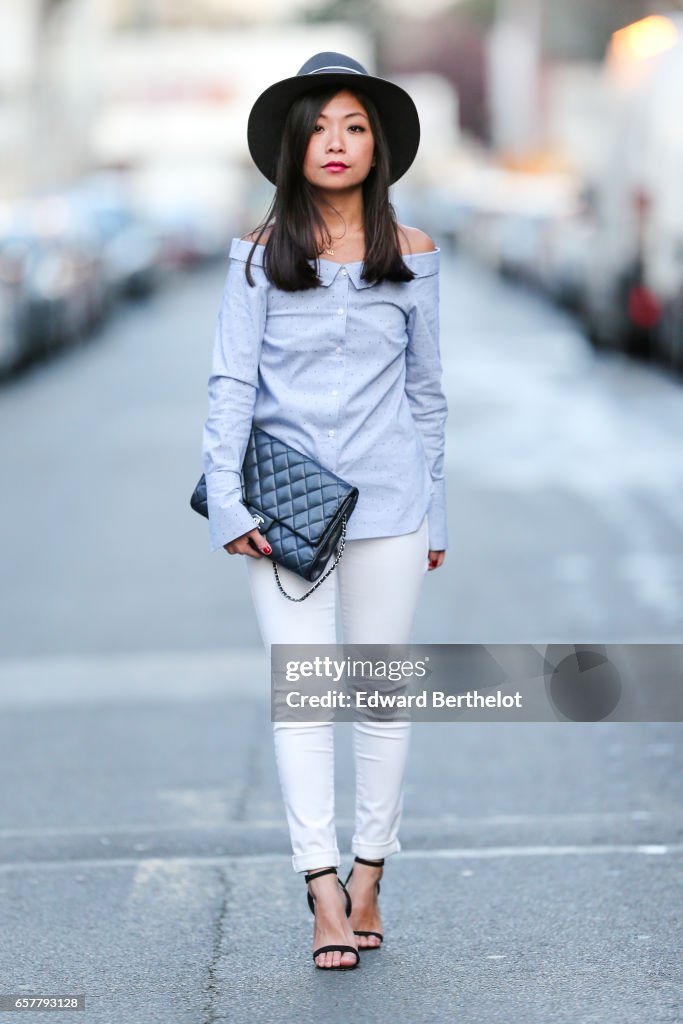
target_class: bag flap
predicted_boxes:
[243,491,342,546]
[243,504,276,534]
[242,428,356,546]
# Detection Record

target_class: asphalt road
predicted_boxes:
[0,246,681,1023]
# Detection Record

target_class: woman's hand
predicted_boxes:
[428,549,445,571]
[224,528,272,559]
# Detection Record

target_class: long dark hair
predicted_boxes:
[244,85,416,291]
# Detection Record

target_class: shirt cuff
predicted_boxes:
[426,478,448,551]
[207,497,259,553]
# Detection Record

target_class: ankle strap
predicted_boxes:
[305,866,338,883]
[354,856,385,867]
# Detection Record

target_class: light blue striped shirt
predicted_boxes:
[201,237,448,553]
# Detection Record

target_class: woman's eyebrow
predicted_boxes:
[317,111,369,119]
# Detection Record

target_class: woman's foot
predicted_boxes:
[345,860,384,949]
[307,870,359,969]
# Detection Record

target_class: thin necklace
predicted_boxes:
[320,224,347,257]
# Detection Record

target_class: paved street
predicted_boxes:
[0,246,681,1022]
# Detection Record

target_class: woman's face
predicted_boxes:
[302,89,375,193]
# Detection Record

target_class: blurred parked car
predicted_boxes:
[453,166,585,303]
[497,212,549,285]
[657,285,683,374]
[63,174,162,299]
[517,206,595,312]
[0,233,72,359]
[0,195,109,369]
[0,278,21,376]
[130,159,248,268]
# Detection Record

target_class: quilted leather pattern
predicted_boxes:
[191,426,359,582]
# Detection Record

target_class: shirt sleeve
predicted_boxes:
[201,256,267,552]
[404,263,449,551]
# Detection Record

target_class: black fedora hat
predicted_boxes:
[247,51,420,186]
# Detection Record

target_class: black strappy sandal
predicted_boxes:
[305,866,360,970]
[343,856,385,948]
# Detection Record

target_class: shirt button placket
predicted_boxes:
[330,268,347,446]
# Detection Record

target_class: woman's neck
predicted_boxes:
[314,189,365,241]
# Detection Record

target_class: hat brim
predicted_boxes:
[247,72,420,186]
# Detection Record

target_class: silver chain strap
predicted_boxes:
[271,517,348,602]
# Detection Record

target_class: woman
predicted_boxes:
[201,51,448,970]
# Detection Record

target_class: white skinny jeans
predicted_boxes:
[245,513,429,873]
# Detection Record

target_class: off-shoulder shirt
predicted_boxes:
[201,236,448,553]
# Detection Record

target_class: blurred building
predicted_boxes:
[104,0,329,29]
[0,0,106,196]
[380,0,663,164]
[1,0,666,199]
[91,23,372,166]
[0,0,379,199]
[486,0,663,171]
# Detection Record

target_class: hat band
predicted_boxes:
[307,65,364,75]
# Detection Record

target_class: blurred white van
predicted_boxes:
[582,13,683,368]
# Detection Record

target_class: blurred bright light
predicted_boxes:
[609,15,678,64]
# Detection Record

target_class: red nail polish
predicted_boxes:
[264,546,272,554]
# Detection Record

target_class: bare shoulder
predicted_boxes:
[241,225,273,246]
[396,224,437,255]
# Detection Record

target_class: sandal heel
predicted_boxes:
[343,857,385,948]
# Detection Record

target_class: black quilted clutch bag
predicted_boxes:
[191,425,359,602]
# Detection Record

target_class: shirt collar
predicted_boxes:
[229,238,440,289]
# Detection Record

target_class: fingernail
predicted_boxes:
[264,546,272,554]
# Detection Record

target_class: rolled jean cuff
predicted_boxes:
[292,848,341,874]
[351,837,402,860]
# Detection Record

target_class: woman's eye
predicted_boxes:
[312,124,365,133]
